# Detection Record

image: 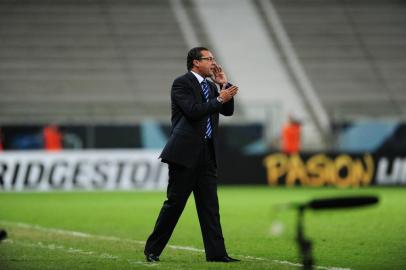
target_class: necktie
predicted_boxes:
[201,80,213,139]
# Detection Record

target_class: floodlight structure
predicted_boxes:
[295,196,379,270]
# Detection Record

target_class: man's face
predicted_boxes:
[194,50,216,77]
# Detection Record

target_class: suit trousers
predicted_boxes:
[144,139,227,259]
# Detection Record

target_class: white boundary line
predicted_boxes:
[0,220,350,270]
[2,239,158,268]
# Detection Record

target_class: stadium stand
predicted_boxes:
[272,0,406,121]
[0,0,187,124]
[1,0,405,151]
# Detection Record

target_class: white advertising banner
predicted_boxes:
[0,150,168,192]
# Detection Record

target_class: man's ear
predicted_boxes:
[193,59,200,68]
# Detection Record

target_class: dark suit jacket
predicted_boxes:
[159,72,234,168]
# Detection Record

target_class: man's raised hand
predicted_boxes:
[211,63,228,85]
[219,85,238,103]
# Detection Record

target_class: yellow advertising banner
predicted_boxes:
[263,153,374,187]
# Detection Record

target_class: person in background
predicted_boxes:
[281,114,301,154]
[43,125,62,151]
[0,128,4,151]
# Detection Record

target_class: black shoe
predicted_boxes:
[207,255,240,262]
[145,253,160,262]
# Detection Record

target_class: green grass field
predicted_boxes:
[0,187,405,270]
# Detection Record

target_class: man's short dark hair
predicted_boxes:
[187,47,209,71]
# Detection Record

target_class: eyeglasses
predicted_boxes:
[199,57,215,62]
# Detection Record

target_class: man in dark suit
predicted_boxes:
[144,47,239,263]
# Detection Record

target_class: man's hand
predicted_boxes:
[219,85,238,103]
[211,63,228,85]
